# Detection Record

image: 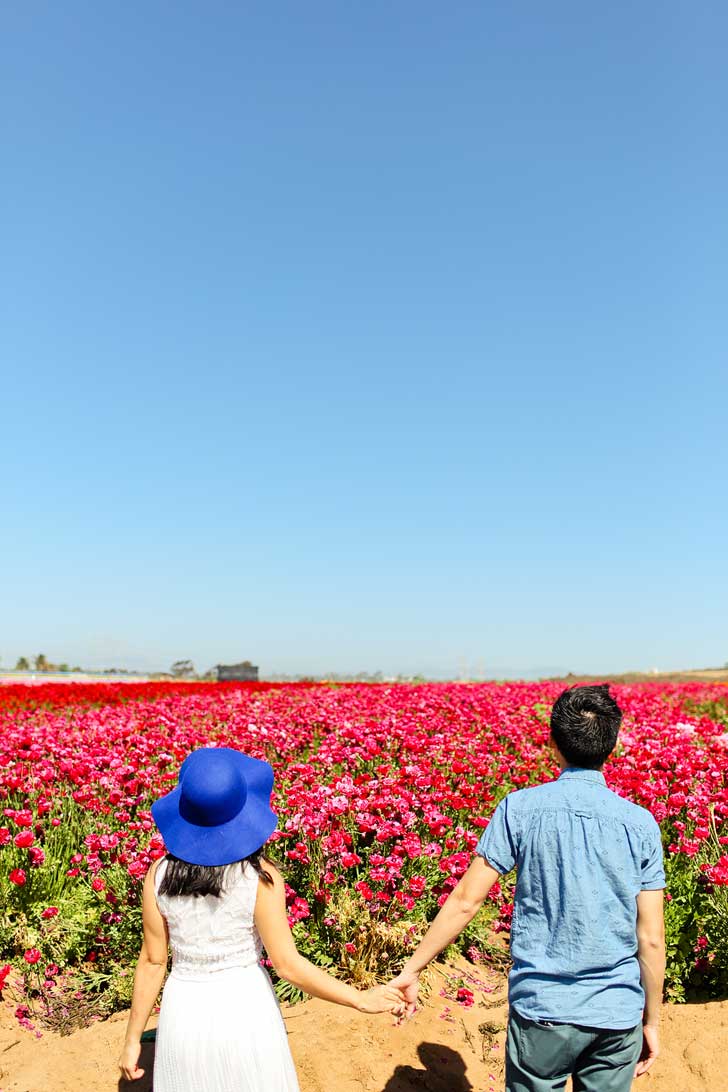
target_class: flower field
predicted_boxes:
[1,680,727,1033]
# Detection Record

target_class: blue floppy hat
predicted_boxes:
[151,747,278,866]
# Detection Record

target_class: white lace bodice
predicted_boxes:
[154,857,263,979]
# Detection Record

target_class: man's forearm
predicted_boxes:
[638,940,665,1025]
[402,893,481,975]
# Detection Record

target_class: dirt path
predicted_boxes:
[1,962,725,1092]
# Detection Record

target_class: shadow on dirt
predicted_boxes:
[379,1041,474,1091]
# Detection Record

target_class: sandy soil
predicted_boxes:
[1,961,725,1092]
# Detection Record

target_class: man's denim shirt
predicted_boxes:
[475,768,665,1029]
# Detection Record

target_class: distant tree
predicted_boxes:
[34,654,49,672]
[15,656,30,671]
[58,663,69,673]
[170,660,196,678]
[72,666,82,673]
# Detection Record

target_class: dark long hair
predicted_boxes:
[158,849,274,898]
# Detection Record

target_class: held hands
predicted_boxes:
[635,1024,660,1077]
[118,1039,144,1082]
[356,983,407,1018]
[388,968,420,1022]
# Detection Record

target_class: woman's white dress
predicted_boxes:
[153,858,300,1092]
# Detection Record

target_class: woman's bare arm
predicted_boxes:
[118,862,169,1080]
[254,862,403,1014]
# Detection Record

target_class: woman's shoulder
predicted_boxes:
[239,857,280,885]
[149,855,168,891]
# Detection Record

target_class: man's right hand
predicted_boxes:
[635,1024,659,1077]
[388,969,420,1021]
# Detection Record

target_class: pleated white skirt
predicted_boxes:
[153,964,300,1092]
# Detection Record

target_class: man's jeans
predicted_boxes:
[506,1009,643,1092]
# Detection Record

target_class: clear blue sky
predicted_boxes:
[2,3,726,677]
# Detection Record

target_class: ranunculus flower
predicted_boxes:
[9,868,27,886]
[24,948,42,964]
[456,986,475,1007]
[41,906,59,920]
[354,880,373,901]
[14,831,34,849]
[91,877,105,892]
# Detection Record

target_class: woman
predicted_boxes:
[119,747,404,1089]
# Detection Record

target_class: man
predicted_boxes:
[392,684,666,1091]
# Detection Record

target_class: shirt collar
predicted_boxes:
[558,767,606,785]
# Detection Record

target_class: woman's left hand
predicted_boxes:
[356,984,406,1017]
[118,1039,144,1081]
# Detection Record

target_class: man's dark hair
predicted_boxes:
[550,684,622,769]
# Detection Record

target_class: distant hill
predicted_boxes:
[545,667,728,684]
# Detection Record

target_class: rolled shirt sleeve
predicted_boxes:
[476,796,518,874]
[640,816,666,890]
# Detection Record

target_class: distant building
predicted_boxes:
[216,661,259,682]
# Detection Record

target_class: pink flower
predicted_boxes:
[24,948,42,965]
[41,907,59,920]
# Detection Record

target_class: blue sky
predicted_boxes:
[2,3,726,677]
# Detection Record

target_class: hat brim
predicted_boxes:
[151,749,278,866]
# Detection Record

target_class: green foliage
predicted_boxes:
[682,695,728,728]
[661,817,728,1001]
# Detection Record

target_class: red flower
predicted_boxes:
[9,868,26,886]
[13,831,34,849]
[28,847,45,867]
[354,880,373,901]
[24,948,42,964]
[91,877,105,892]
[456,986,475,1008]
[41,906,59,920]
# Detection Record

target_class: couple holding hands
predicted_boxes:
[120,685,665,1092]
